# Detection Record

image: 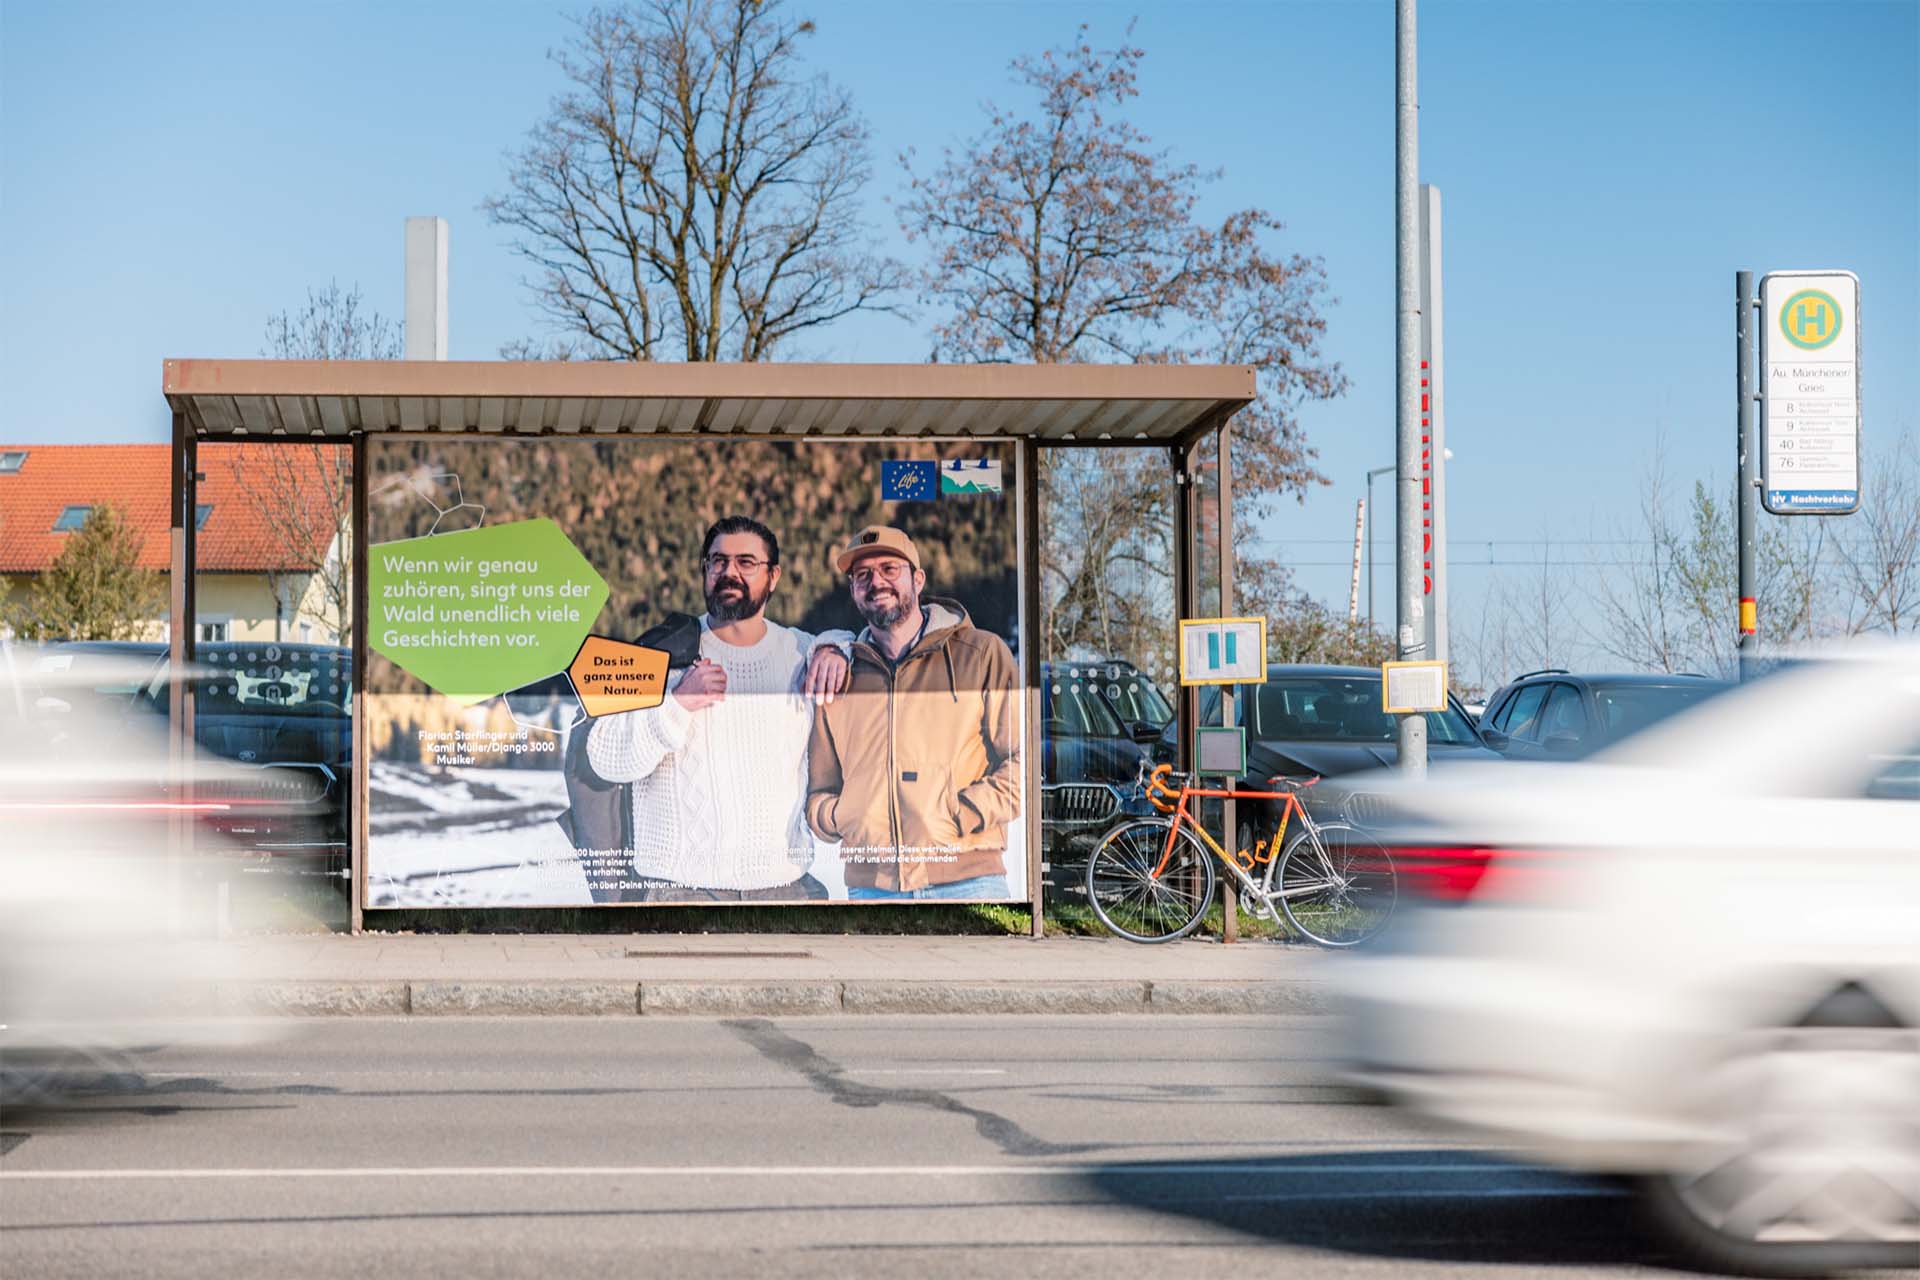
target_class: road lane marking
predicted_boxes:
[1,1162,1578,1182]
[136,1068,1012,1079]
[1221,1187,1626,1201]
[841,1069,1009,1076]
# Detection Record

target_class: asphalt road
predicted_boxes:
[2,1016,1692,1279]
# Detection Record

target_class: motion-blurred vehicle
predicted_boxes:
[32,639,167,707]
[1335,644,1920,1276]
[133,642,352,876]
[1478,668,1729,760]
[1039,661,1172,882]
[1156,663,1497,841]
[1,643,277,1096]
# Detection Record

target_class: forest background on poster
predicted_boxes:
[365,438,1018,761]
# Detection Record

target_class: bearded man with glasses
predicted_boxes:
[584,515,851,901]
[805,525,1023,900]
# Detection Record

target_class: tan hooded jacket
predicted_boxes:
[804,599,1022,891]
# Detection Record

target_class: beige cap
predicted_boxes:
[834,524,922,575]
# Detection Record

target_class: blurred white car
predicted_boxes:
[1,644,283,1097]
[1335,644,1920,1277]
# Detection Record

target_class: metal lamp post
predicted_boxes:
[1365,453,1450,628]
[1364,463,1396,626]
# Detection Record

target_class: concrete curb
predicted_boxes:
[1146,980,1334,1015]
[215,982,412,1017]
[203,978,1333,1017]
[841,981,1149,1015]
[642,982,843,1017]
[412,982,639,1017]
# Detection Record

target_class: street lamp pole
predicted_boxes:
[1364,463,1395,626]
[1394,0,1426,778]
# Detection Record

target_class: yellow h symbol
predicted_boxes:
[1791,299,1829,340]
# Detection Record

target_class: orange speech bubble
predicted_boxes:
[567,636,671,718]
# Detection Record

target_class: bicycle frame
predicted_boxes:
[1143,766,1327,901]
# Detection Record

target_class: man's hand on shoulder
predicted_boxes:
[673,659,727,711]
[804,646,850,705]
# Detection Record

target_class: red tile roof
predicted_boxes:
[0,444,341,573]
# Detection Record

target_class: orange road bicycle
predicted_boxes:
[1084,763,1397,947]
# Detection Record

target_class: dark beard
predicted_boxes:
[859,591,913,631]
[706,577,769,624]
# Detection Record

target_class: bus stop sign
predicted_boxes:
[1760,270,1861,515]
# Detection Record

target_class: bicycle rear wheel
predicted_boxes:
[1275,821,1395,947]
[1084,818,1217,943]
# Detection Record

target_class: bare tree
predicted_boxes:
[1038,450,1174,664]
[1591,453,1694,673]
[233,282,394,644]
[1454,556,1580,695]
[1523,544,1580,674]
[1834,429,1920,635]
[1454,583,1520,698]
[1589,439,1842,676]
[224,446,352,644]
[263,281,403,362]
[1237,554,1393,668]
[485,0,902,362]
[902,27,1345,666]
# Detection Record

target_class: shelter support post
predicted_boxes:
[167,412,197,925]
[1170,444,1195,775]
[1020,439,1044,938]
[350,432,369,934]
[1215,419,1238,944]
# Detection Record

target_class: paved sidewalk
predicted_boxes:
[199,932,1338,1017]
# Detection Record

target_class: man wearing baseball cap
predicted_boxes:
[805,525,1023,898]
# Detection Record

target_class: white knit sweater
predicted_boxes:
[584,617,842,890]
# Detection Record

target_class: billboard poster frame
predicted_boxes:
[1759,269,1862,517]
[359,434,1031,910]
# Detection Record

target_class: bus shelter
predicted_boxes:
[162,360,1253,933]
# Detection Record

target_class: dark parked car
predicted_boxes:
[1157,663,1498,843]
[1478,669,1729,760]
[1040,661,1173,880]
[133,642,351,872]
[1072,658,1174,738]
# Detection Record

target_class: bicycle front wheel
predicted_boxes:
[1276,821,1396,947]
[1084,818,1217,943]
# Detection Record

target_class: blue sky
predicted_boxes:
[4,0,1915,641]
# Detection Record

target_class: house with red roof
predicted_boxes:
[0,443,345,643]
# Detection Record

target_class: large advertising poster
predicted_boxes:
[364,437,1024,908]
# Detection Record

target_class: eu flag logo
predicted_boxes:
[881,460,939,501]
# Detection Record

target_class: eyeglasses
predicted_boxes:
[704,553,770,575]
[849,559,912,588]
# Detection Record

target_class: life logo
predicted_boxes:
[1779,289,1842,351]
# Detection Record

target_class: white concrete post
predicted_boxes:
[404,217,449,360]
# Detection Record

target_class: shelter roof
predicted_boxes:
[163,360,1254,442]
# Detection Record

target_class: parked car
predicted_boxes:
[1039,661,1172,882]
[1478,668,1729,760]
[1155,663,1497,841]
[1070,657,1174,737]
[132,642,351,875]
[1334,642,1920,1275]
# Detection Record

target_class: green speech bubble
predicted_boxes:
[369,518,608,703]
